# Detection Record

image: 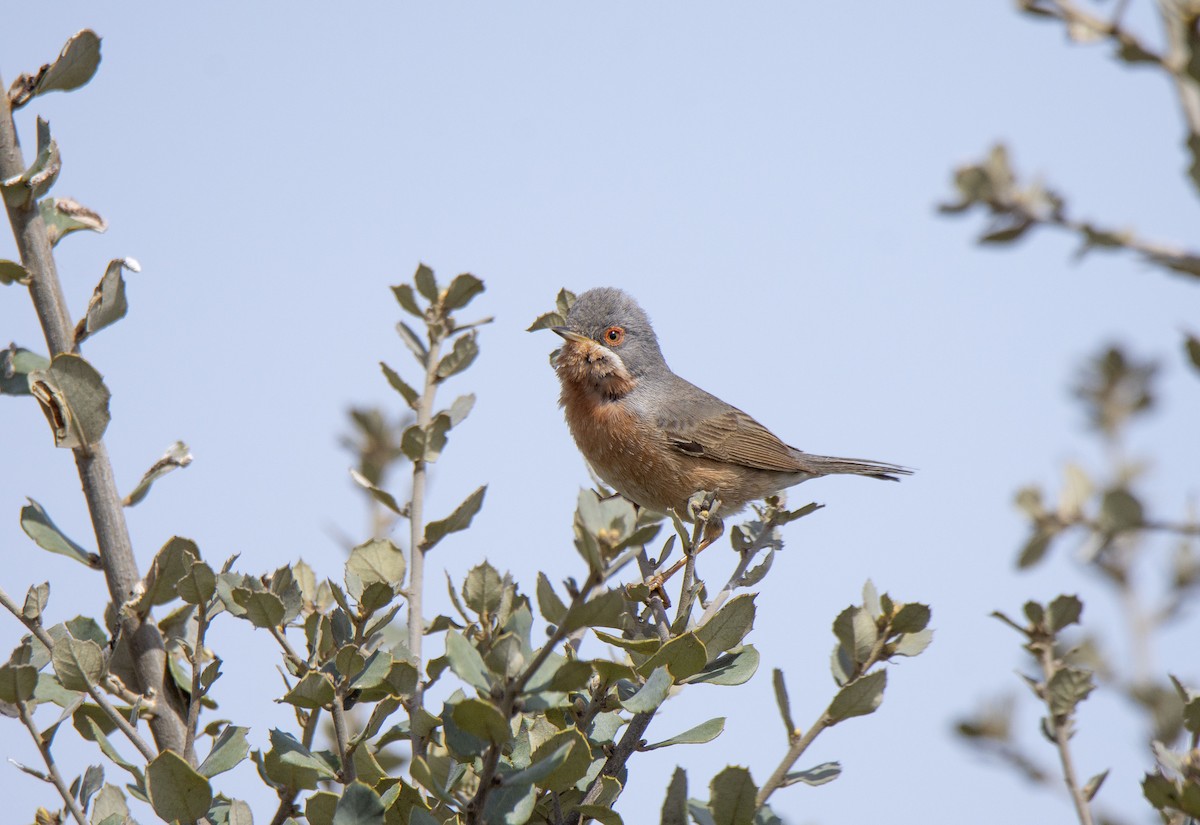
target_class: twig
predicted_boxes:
[565,709,657,825]
[408,328,443,761]
[268,626,306,672]
[330,693,356,783]
[754,710,833,808]
[182,599,211,764]
[0,73,186,754]
[17,702,89,825]
[1034,642,1096,825]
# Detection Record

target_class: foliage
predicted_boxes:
[0,32,931,825]
[941,3,1200,824]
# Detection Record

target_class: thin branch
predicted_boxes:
[330,694,356,783]
[755,711,833,808]
[268,625,306,672]
[1034,642,1096,825]
[565,709,657,825]
[407,329,443,761]
[0,73,187,754]
[17,702,89,825]
[183,599,211,764]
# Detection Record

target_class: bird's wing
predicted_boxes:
[653,384,803,473]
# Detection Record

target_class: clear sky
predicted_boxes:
[3,4,1198,823]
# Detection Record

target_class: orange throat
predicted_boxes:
[554,339,637,403]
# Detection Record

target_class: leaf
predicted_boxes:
[198,725,249,779]
[1185,334,1200,374]
[781,762,841,787]
[263,728,337,789]
[232,589,285,628]
[1017,529,1054,569]
[445,393,475,427]
[562,588,628,634]
[0,259,31,286]
[423,485,487,550]
[136,536,199,612]
[828,670,887,722]
[348,469,404,515]
[444,631,492,693]
[1047,594,1083,632]
[29,353,111,448]
[573,805,623,825]
[710,766,757,825]
[391,283,423,317]
[463,561,504,615]
[20,498,100,568]
[890,602,931,635]
[396,322,428,367]
[123,441,193,507]
[639,633,708,681]
[452,697,510,743]
[414,264,438,302]
[526,311,565,333]
[623,666,672,713]
[661,767,688,825]
[90,784,130,824]
[332,781,386,825]
[482,781,537,825]
[1100,488,1144,531]
[75,258,138,345]
[1047,667,1094,717]
[0,345,49,395]
[9,30,102,108]
[696,594,756,656]
[177,560,217,605]
[893,628,933,657]
[443,273,485,310]
[38,197,107,246]
[146,750,213,823]
[23,582,49,621]
[0,663,38,703]
[284,672,337,709]
[536,572,568,624]
[435,331,479,380]
[681,645,760,686]
[346,538,405,592]
[772,669,795,735]
[1083,768,1108,802]
[502,739,573,787]
[379,361,419,408]
[644,717,725,750]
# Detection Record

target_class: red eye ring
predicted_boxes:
[604,326,625,346]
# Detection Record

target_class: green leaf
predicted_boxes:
[380,361,419,408]
[1017,529,1054,568]
[562,587,628,634]
[463,561,504,615]
[828,670,887,722]
[482,781,537,825]
[23,581,49,621]
[781,761,841,787]
[391,283,423,317]
[232,589,285,628]
[1047,594,1083,632]
[396,322,428,367]
[1047,667,1094,717]
[177,560,217,605]
[349,469,404,515]
[346,538,405,592]
[10,30,101,107]
[198,725,249,779]
[123,441,192,507]
[444,631,492,693]
[75,258,137,345]
[661,767,688,825]
[0,345,49,395]
[639,633,708,681]
[1083,768,1108,802]
[0,663,37,703]
[19,498,100,568]
[90,785,130,824]
[435,331,479,380]
[681,645,760,686]
[0,259,31,286]
[573,805,623,825]
[536,572,567,624]
[1185,334,1200,373]
[526,311,565,333]
[623,666,671,713]
[1100,488,1144,532]
[38,197,107,246]
[423,485,487,551]
[893,629,933,657]
[443,273,485,310]
[710,766,757,825]
[283,672,336,709]
[147,750,213,823]
[414,264,438,302]
[263,728,337,790]
[772,669,795,735]
[644,717,725,750]
[452,697,510,744]
[890,602,931,635]
[136,536,200,612]
[332,781,385,825]
[444,393,475,427]
[696,594,756,657]
[52,636,104,692]
[28,353,111,448]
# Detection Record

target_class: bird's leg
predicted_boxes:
[645,509,725,605]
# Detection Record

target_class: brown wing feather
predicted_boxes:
[665,407,804,472]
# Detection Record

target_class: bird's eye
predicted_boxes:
[604,326,625,346]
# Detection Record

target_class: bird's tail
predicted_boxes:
[793,452,913,482]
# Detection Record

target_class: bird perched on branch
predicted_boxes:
[549,287,910,517]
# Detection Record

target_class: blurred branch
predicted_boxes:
[16,702,88,825]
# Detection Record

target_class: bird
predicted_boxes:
[550,287,910,518]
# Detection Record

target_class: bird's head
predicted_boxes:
[552,288,668,391]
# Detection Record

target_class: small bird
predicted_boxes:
[551,287,910,516]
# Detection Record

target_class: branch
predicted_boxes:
[754,711,833,808]
[16,702,88,825]
[565,709,657,825]
[1034,642,1096,825]
[182,599,211,764]
[0,74,186,754]
[267,708,321,825]
[407,328,443,761]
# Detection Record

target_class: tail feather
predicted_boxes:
[792,452,913,482]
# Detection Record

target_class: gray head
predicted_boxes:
[555,287,668,377]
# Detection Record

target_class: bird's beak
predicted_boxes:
[552,327,590,345]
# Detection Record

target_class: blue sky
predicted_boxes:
[3,4,1199,823]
